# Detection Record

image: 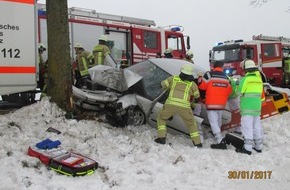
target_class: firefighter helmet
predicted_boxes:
[74,43,83,49]
[99,35,108,42]
[38,43,46,51]
[180,63,193,75]
[164,48,173,54]
[186,51,194,58]
[240,59,257,70]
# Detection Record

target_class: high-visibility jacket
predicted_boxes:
[198,67,232,110]
[228,76,238,99]
[92,44,110,66]
[162,76,200,108]
[237,71,263,116]
[76,50,94,77]
[284,58,290,73]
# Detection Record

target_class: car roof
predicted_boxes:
[147,58,206,77]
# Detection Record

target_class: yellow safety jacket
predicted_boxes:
[92,44,110,66]
[162,76,200,108]
[77,50,93,77]
[284,58,290,73]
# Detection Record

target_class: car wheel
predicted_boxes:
[123,106,146,126]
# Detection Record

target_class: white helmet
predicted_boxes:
[74,43,83,49]
[164,48,173,54]
[186,51,194,58]
[180,63,194,75]
[240,59,257,70]
[38,43,46,51]
[99,35,108,42]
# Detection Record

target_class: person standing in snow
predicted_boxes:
[73,43,94,88]
[155,63,202,147]
[198,61,232,149]
[92,35,111,66]
[235,59,264,155]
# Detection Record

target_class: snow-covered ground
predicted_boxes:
[0,97,289,190]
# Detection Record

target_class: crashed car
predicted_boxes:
[73,58,290,136]
[73,58,205,132]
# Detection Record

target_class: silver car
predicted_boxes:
[73,58,205,132]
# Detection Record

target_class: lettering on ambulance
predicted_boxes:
[0,23,21,56]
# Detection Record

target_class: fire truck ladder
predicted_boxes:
[252,34,290,43]
[68,7,156,27]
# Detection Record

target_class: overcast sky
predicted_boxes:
[38,0,289,70]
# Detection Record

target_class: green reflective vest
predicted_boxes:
[284,58,290,73]
[237,72,263,116]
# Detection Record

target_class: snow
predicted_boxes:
[0,97,289,190]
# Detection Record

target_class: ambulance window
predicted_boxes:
[144,31,158,49]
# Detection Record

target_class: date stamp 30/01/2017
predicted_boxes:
[228,171,272,179]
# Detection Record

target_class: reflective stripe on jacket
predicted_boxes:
[198,67,232,110]
[162,76,200,108]
[237,71,263,116]
[92,44,110,66]
[78,50,93,76]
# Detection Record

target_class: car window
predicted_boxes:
[128,60,171,100]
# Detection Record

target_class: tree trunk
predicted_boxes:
[46,0,73,112]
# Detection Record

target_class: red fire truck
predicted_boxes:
[209,34,290,87]
[1,3,190,104]
[38,4,190,66]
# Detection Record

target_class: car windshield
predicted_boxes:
[128,60,171,100]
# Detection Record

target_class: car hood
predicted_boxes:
[88,65,142,92]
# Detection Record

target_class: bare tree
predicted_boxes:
[250,0,290,12]
[250,0,270,7]
[46,1,73,113]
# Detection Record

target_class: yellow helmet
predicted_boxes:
[180,63,193,75]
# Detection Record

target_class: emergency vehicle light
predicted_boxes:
[234,39,243,43]
[171,27,181,32]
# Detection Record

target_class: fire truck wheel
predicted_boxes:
[123,106,146,126]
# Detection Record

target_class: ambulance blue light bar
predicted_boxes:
[171,27,181,32]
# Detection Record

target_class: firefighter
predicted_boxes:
[74,43,94,88]
[235,59,264,155]
[284,53,290,85]
[155,63,202,147]
[184,51,194,63]
[164,48,173,58]
[198,61,232,149]
[92,35,111,66]
[37,43,47,91]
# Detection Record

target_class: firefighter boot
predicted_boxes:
[193,141,202,148]
[154,137,166,144]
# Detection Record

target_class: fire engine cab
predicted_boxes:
[209,34,290,87]
[38,4,190,67]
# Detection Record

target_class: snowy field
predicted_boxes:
[0,97,289,190]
